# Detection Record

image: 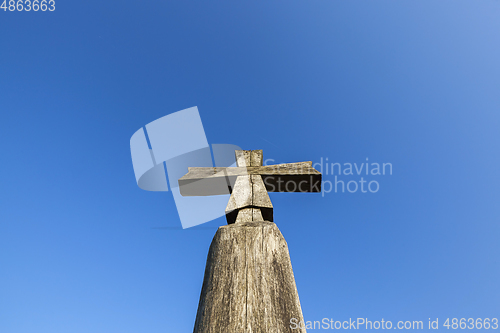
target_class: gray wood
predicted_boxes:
[179,162,321,196]
[180,150,321,333]
[193,222,307,333]
[225,174,273,224]
[235,149,262,167]
[236,150,252,167]
[250,149,263,167]
[225,175,253,212]
[225,151,273,224]
[251,175,273,211]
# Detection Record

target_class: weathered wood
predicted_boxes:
[235,149,263,167]
[234,207,263,223]
[226,175,253,212]
[179,162,321,196]
[182,150,318,332]
[251,175,273,221]
[250,150,263,167]
[225,151,273,224]
[193,222,306,333]
[225,174,273,224]
[179,149,321,224]
[236,150,252,167]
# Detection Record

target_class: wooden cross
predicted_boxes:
[178,150,322,224]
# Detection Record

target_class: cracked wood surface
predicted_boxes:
[193,222,307,333]
[225,151,274,223]
[227,150,272,223]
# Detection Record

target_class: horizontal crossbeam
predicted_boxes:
[178,162,321,196]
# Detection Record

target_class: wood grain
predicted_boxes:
[193,222,306,333]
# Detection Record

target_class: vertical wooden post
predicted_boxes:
[193,222,307,333]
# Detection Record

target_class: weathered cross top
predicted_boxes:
[178,150,322,224]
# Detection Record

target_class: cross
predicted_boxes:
[178,150,322,224]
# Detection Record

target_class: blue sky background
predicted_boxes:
[1,0,499,332]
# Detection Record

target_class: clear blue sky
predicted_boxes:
[1,1,499,332]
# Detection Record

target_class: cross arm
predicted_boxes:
[178,162,321,196]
